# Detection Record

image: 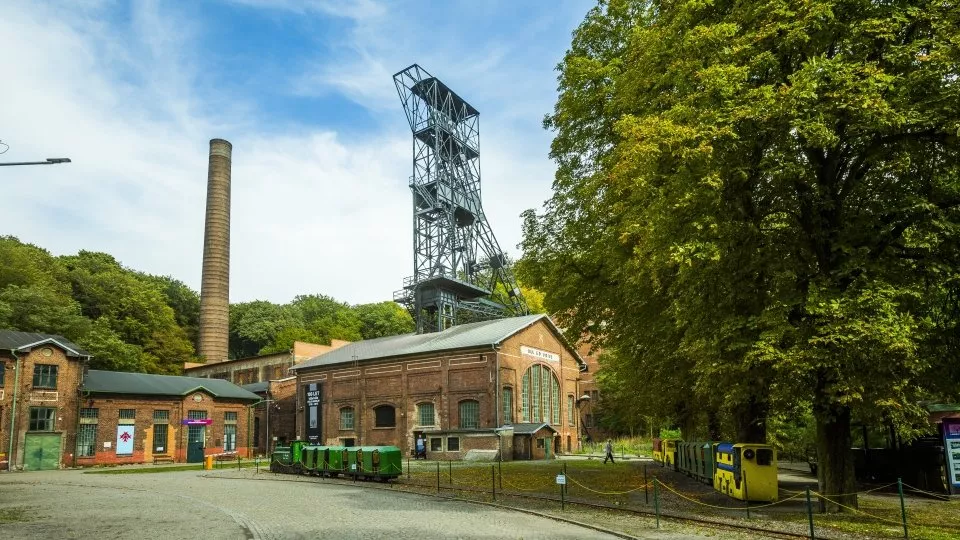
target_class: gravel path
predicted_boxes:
[0,468,687,540]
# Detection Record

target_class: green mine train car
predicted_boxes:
[270,443,401,481]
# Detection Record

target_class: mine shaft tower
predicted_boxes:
[393,64,528,333]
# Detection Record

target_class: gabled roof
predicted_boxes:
[510,423,557,435]
[241,381,269,394]
[0,329,91,358]
[291,314,584,371]
[83,370,260,401]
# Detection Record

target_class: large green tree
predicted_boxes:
[523,0,959,510]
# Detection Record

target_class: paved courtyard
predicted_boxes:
[0,468,627,540]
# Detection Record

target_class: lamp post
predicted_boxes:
[0,158,71,167]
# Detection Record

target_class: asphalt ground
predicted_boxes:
[0,468,713,540]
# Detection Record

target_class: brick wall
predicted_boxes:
[293,318,584,460]
[0,346,83,470]
[75,392,251,466]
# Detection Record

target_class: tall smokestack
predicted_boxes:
[198,138,232,363]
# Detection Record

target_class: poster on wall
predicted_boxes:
[944,419,960,493]
[304,383,322,444]
[116,425,135,455]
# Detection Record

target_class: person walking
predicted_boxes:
[603,439,615,464]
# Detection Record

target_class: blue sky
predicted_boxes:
[1,0,594,304]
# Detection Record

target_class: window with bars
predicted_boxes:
[32,364,57,389]
[521,364,561,424]
[417,402,435,427]
[80,408,99,421]
[458,400,479,429]
[447,437,460,451]
[0,362,5,385]
[551,377,561,425]
[502,387,513,425]
[77,424,96,457]
[224,425,236,452]
[153,424,168,453]
[153,410,169,422]
[118,409,135,424]
[567,395,575,426]
[225,411,238,423]
[339,407,354,430]
[521,372,530,422]
[188,410,207,420]
[29,407,56,431]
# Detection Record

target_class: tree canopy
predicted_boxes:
[521,0,960,509]
[0,236,416,373]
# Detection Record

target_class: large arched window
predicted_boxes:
[521,364,561,424]
[459,400,480,429]
[374,405,396,428]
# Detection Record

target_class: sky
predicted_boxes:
[1,0,594,305]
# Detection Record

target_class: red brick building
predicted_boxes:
[1,330,259,470]
[241,376,297,455]
[290,315,586,460]
[79,370,260,465]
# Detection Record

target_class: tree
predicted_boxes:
[524,0,960,510]
[354,302,415,339]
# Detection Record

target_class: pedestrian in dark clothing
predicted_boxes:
[603,439,615,464]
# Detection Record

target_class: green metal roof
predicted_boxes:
[291,314,584,371]
[83,370,260,401]
[510,423,557,435]
[0,329,91,358]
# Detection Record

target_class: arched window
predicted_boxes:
[417,402,435,427]
[459,400,480,429]
[374,405,396,428]
[520,364,561,424]
[339,407,354,430]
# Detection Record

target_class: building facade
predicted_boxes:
[290,315,585,460]
[184,340,350,385]
[242,376,297,455]
[1,330,258,470]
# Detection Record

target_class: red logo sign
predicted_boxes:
[119,431,132,442]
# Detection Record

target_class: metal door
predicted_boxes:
[187,425,205,463]
[24,433,61,470]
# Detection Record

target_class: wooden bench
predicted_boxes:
[153,454,175,465]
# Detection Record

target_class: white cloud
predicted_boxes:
[1,0,590,306]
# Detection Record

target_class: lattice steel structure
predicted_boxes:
[392,64,528,333]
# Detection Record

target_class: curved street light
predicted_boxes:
[0,158,71,167]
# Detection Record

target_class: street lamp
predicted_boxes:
[0,158,72,167]
[575,394,591,450]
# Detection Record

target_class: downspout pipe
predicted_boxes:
[7,350,21,470]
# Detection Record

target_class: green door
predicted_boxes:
[24,433,61,470]
[187,426,205,463]
[544,438,552,459]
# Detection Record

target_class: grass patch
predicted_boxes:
[0,507,29,524]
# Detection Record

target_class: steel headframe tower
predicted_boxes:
[393,64,528,333]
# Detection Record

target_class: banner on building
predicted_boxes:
[116,425,135,455]
[304,383,322,444]
[521,345,559,363]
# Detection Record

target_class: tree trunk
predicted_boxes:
[814,398,857,511]
[734,395,768,443]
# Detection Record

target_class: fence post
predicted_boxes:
[491,465,496,502]
[644,465,649,504]
[563,462,568,496]
[407,456,410,480]
[436,462,440,495]
[743,470,750,519]
[449,460,452,484]
[237,455,241,471]
[498,458,502,490]
[805,487,815,539]
[560,468,565,511]
[653,478,660,529]
[255,455,259,474]
[898,478,909,539]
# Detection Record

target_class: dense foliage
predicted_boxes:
[521,0,960,509]
[0,236,416,372]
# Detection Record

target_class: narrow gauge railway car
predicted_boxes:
[677,441,729,485]
[652,438,679,469]
[714,443,778,502]
[270,442,402,482]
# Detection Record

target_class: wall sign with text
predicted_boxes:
[521,345,559,363]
